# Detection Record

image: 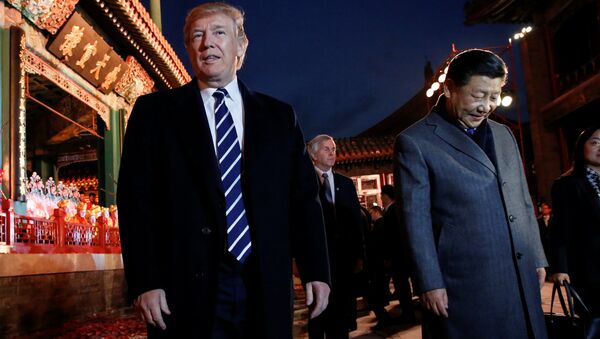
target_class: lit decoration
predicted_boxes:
[114,56,154,103]
[501,94,513,107]
[91,0,191,88]
[425,62,450,98]
[511,26,533,42]
[18,35,27,199]
[6,0,79,34]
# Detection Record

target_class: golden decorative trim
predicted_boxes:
[37,0,79,34]
[6,0,79,34]
[22,48,111,125]
[114,56,154,103]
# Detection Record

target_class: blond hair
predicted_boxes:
[183,2,249,70]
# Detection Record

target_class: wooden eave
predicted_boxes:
[80,0,191,90]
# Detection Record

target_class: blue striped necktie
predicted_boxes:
[213,88,251,262]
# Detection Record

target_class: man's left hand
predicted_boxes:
[305,281,330,319]
[536,267,546,289]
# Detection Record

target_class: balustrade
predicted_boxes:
[0,199,120,254]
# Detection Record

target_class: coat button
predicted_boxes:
[508,215,516,222]
[201,227,212,235]
[516,252,523,260]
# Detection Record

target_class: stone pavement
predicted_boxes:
[29,282,562,338]
[293,281,563,339]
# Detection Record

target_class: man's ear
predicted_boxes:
[443,79,454,98]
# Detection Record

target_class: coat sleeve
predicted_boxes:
[505,125,548,268]
[394,132,445,293]
[288,111,331,286]
[117,95,165,301]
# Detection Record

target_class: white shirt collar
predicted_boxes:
[200,77,241,103]
[314,166,333,178]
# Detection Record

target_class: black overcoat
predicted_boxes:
[117,80,330,338]
[551,172,600,316]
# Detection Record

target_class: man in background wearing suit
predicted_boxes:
[536,202,553,271]
[307,134,364,339]
[117,3,330,338]
[394,49,548,339]
[380,185,416,324]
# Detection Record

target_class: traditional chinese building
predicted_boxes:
[0,0,190,336]
[333,135,395,207]
[465,0,600,202]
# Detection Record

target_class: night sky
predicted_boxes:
[140,1,524,139]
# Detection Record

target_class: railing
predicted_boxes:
[0,199,120,254]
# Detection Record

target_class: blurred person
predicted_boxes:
[537,202,553,272]
[394,49,547,339]
[307,134,364,338]
[551,125,600,339]
[117,3,330,338]
[380,184,416,324]
[366,205,393,329]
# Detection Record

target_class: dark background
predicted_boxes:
[141,1,523,138]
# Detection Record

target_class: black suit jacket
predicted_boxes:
[319,173,363,278]
[383,202,410,271]
[117,79,330,338]
[551,172,600,314]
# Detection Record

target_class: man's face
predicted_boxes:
[186,13,243,88]
[312,139,336,171]
[541,204,552,217]
[445,75,503,129]
[584,129,600,169]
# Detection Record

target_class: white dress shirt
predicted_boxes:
[314,167,335,203]
[199,77,245,155]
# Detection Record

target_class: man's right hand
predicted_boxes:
[421,288,448,318]
[551,272,571,285]
[134,289,171,330]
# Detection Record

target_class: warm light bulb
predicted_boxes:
[426,88,434,97]
[438,74,446,83]
[501,95,513,107]
[431,82,440,91]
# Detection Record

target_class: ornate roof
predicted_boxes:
[334,135,395,165]
[83,0,191,89]
[464,0,556,24]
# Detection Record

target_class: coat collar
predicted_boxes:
[426,102,497,175]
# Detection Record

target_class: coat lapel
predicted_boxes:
[238,81,262,176]
[576,174,600,222]
[176,80,223,198]
[427,113,497,175]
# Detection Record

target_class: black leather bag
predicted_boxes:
[545,282,590,339]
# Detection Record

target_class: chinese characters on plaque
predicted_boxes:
[48,12,128,94]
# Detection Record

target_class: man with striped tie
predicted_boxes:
[117,2,330,338]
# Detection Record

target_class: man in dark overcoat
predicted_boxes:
[117,3,330,338]
[307,134,364,338]
[394,49,548,339]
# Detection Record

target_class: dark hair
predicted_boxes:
[381,184,395,200]
[572,125,600,175]
[446,49,508,87]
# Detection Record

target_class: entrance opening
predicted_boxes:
[25,73,104,203]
